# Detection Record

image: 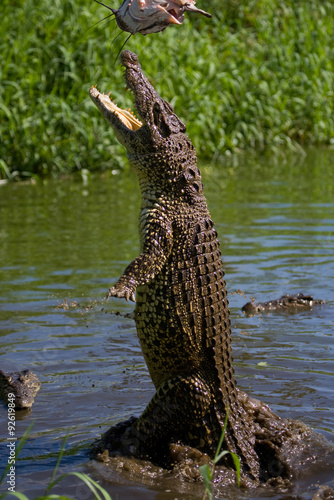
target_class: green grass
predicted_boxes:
[200,409,241,500]
[0,0,333,179]
[0,426,112,500]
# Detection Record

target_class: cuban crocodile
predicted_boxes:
[242,293,325,314]
[0,369,41,409]
[90,51,265,480]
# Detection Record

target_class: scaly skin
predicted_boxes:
[90,51,259,479]
[0,369,41,409]
[242,293,325,314]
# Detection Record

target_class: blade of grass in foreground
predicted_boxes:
[200,409,241,499]
[0,425,113,500]
[0,422,34,485]
[46,433,69,492]
[0,494,73,500]
[47,472,113,500]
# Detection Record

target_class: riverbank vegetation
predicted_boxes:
[1,0,333,179]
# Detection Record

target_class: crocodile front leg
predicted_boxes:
[107,214,173,302]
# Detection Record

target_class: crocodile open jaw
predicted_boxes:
[89,86,142,132]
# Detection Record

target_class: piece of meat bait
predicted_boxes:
[96,0,211,35]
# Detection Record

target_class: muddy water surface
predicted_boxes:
[0,150,333,499]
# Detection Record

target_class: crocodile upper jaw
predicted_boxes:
[89,50,186,153]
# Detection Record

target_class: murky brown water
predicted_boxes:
[0,149,333,499]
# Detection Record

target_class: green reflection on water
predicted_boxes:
[0,149,333,298]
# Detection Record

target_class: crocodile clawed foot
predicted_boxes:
[119,425,144,457]
[92,417,139,459]
[106,287,136,302]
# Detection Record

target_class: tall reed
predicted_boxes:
[0,0,333,179]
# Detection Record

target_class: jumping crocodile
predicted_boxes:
[242,293,325,314]
[89,51,319,483]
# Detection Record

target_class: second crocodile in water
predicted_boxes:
[89,51,321,485]
[242,293,325,314]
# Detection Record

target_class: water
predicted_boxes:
[0,149,333,499]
